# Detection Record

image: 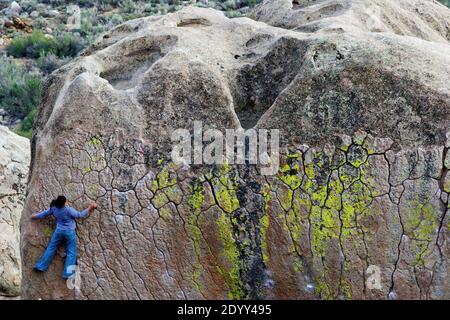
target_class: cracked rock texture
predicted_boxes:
[21,1,450,299]
[1,126,30,297]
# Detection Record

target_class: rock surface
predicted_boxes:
[21,1,450,300]
[249,0,450,43]
[1,126,30,297]
[9,1,21,15]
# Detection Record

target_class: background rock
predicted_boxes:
[21,2,449,299]
[0,125,30,297]
[9,1,21,15]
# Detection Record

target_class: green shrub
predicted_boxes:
[223,0,237,10]
[96,0,122,5]
[79,7,108,43]
[0,57,42,118]
[16,108,37,139]
[0,0,10,10]
[6,31,85,59]
[225,10,243,18]
[36,53,70,74]
[32,17,50,30]
[106,14,124,28]
[121,0,138,14]
[55,32,86,57]
[19,0,39,12]
[7,31,51,58]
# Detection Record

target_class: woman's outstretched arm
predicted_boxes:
[69,203,98,219]
[31,208,53,219]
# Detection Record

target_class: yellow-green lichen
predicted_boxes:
[275,146,376,300]
[188,183,205,214]
[152,191,169,209]
[315,277,334,300]
[186,182,206,295]
[211,164,240,214]
[341,181,371,234]
[404,201,438,266]
[43,226,53,237]
[279,187,294,211]
[444,178,450,193]
[260,214,269,263]
[88,136,102,146]
[151,163,177,192]
[339,280,352,300]
[279,163,302,190]
[285,207,303,247]
[163,184,183,204]
[159,205,171,220]
[261,184,271,212]
[259,184,272,263]
[216,187,240,213]
[210,163,245,298]
[216,212,245,300]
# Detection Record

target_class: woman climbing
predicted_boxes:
[31,195,97,279]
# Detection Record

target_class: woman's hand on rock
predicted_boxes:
[88,203,98,212]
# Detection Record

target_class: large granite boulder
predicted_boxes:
[21,2,449,299]
[1,126,29,297]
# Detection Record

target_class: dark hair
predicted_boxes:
[54,195,67,209]
[50,200,57,208]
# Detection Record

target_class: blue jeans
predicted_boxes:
[34,228,78,279]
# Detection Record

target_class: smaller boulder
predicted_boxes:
[9,1,21,16]
[46,9,59,17]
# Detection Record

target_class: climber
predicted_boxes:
[30,195,97,279]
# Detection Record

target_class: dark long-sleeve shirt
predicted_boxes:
[34,206,88,231]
